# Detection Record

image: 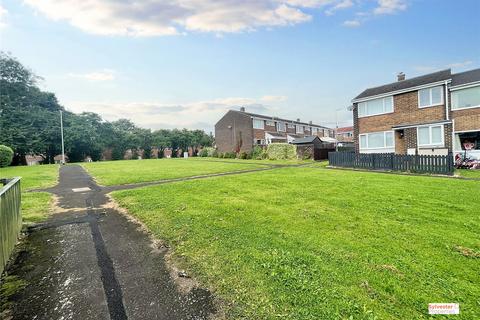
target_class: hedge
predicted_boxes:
[266,143,297,160]
[0,145,14,167]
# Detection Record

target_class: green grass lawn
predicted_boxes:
[1,165,58,223]
[112,166,480,320]
[456,169,480,179]
[81,158,272,186]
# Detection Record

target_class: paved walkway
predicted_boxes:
[3,165,216,320]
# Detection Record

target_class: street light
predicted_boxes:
[60,110,65,165]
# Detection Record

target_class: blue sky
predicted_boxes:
[1,0,479,132]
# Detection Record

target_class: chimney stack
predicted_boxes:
[297,118,300,122]
[397,72,405,81]
[309,120,312,125]
[240,106,245,112]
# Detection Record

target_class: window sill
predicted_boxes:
[418,103,443,109]
[451,105,480,111]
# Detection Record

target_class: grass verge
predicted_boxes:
[81,158,270,186]
[1,164,58,223]
[112,166,480,319]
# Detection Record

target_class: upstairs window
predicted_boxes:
[418,125,443,147]
[266,120,275,126]
[296,125,304,133]
[277,122,286,132]
[312,127,318,134]
[358,96,393,117]
[253,119,264,129]
[418,86,443,108]
[287,123,295,129]
[451,85,480,110]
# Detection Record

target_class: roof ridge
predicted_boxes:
[364,69,451,91]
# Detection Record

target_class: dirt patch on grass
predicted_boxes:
[454,245,480,258]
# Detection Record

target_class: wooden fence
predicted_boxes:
[328,152,454,175]
[0,177,22,275]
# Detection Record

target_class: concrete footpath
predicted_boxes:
[1,165,216,320]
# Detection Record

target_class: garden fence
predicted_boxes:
[0,177,22,275]
[328,152,454,175]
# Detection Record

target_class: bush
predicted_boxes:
[198,148,209,157]
[211,150,219,158]
[224,152,236,159]
[266,143,297,160]
[239,152,249,159]
[252,146,266,160]
[0,145,14,167]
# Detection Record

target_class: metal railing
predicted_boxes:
[0,177,22,275]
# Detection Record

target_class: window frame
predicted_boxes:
[277,122,286,132]
[358,131,395,150]
[418,85,444,108]
[417,125,444,147]
[265,120,275,127]
[451,85,480,111]
[296,125,304,134]
[358,96,394,118]
[253,118,264,129]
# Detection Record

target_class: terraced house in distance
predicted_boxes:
[351,68,480,159]
[215,107,335,153]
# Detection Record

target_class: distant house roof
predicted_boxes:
[232,110,330,129]
[354,69,452,100]
[265,132,287,139]
[319,136,337,143]
[336,126,353,133]
[451,68,480,87]
[290,136,320,144]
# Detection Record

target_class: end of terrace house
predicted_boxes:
[351,68,480,159]
[214,107,335,153]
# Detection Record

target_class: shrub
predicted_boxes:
[252,146,266,160]
[239,152,248,159]
[211,150,219,158]
[0,145,14,167]
[198,148,209,157]
[266,143,297,160]
[224,152,236,159]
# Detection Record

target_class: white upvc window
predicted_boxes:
[451,85,480,110]
[287,123,295,129]
[358,96,394,117]
[359,131,394,149]
[266,120,275,126]
[277,122,286,132]
[253,119,264,129]
[312,127,318,134]
[418,86,443,108]
[296,125,304,133]
[417,125,444,147]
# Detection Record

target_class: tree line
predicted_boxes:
[0,52,213,165]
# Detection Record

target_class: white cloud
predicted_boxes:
[447,60,473,69]
[343,19,361,27]
[261,95,288,102]
[66,97,281,131]
[68,69,116,81]
[373,0,407,15]
[0,5,8,28]
[325,0,354,16]
[413,60,474,73]
[23,0,326,36]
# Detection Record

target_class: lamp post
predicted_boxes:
[60,110,65,165]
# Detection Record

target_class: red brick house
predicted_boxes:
[335,126,354,142]
[215,107,335,153]
[352,68,480,159]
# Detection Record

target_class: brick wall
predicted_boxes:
[215,111,254,153]
[451,108,480,131]
[357,89,447,134]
